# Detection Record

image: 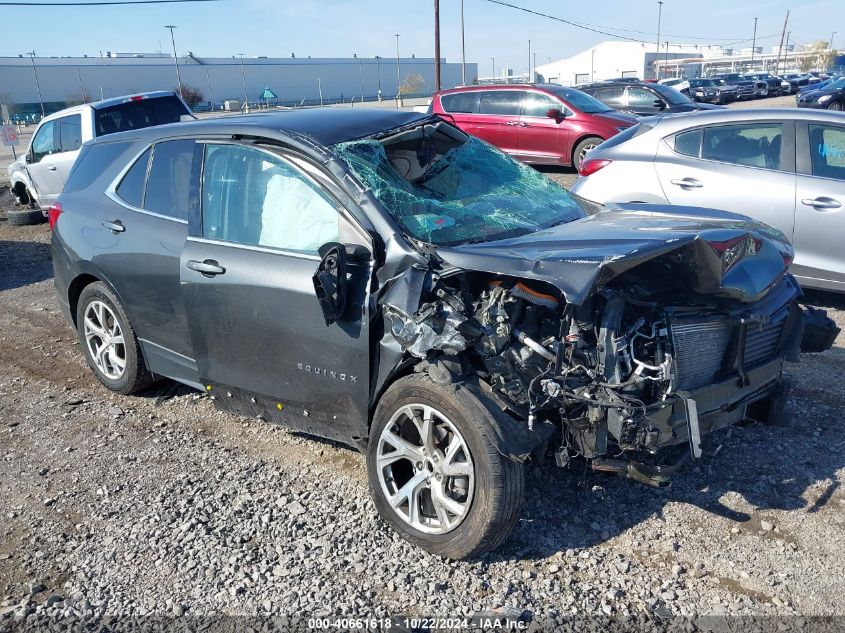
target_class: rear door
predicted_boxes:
[437,91,480,136]
[654,121,797,243]
[517,90,572,164]
[179,141,372,441]
[473,90,523,157]
[590,86,625,112]
[52,114,84,190]
[792,121,845,290]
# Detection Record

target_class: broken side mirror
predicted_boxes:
[313,242,348,327]
[546,108,565,122]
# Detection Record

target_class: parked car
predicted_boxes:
[797,77,845,110]
[713,73,763,99]
[798,73,843,95]
[745,73,787,96]
[782,74,810,94]
[50,109,835,558]
[688,78,738,104]
[6,91,193,220]
[429,84,636,170]
[658,77,691,96]
[571,108,845,292]
[577,81,723,117]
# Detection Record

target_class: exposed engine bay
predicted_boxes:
[383,268,811,486]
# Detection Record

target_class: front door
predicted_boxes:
[26,119,65,207]
[517,90,571,164]
[654,121,797,245]
[792,121,845,290]
[180,141,372,441]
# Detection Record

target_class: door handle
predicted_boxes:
[504,121,519,126]
[48,165,57,172]
[801,197,841,210]
[186,259,226,277]
[102,219,125,233]
[670,178,703,189]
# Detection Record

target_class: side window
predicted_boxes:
[627,87,658,107]
[58,114,82,152]
[674,129,702,157]
[116,147,151,208]
[143,140,196,220]
[201,144,339,254]
[594,87,624,104]
[702,124,783,170]
[522,92,560,117]
[478,91,522,116]
[440,92,477,114]
[30,120,56,162]
[808,125,845,180]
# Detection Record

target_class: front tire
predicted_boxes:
[828,102,843,111]
[76,282,154,394]
[573,136,604,172]
[367,375,524,559]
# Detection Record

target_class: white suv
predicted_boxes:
[7,91,192,218]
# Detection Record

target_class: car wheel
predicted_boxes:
[367,374,524,559]
[6,209,45,226]
[76,282,154,394]
[828,102,843,111]
[573,136,603,171]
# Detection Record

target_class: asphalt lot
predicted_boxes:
[1,93,844,626]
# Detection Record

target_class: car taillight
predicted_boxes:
[579,159,611,177]
[48,202,62,230]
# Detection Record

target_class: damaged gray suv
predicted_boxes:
[51,109,838,559]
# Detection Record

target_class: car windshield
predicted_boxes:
[691,79,715,87]
[827,78,845,90]
[545,86,614,113]
[650,83,692,104]
[333,130,585,246]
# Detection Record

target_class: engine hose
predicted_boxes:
[513,328,556,362]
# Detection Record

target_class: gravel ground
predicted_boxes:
[1,168,844,630]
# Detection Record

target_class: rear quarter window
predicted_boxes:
[440,92,478,113]
[94,96,190,137]
[64,141,134,193]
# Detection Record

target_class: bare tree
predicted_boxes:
[799,41,836,72]
[177,85,205,108]
[399,73,425,96]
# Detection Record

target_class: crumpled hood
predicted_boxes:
[436,204,792,305]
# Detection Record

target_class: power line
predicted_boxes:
[485,0,781,45]
[0,0,220,5]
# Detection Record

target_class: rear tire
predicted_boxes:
[573,136,604,172]
[367,374,524,560]
[76,282,154,394]
[6,209,44,226]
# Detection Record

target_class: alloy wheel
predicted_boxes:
[828,102,843,111]
[376,403,475,534]
[578,143,599,166]
[83,300,126,380]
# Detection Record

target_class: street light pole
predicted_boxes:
[395,34,401,105]
[655,1,663,80]
[164,25,182,96]
[751,17,758,66]
[238,54,248,111]
[491,57,495,79]
[831,32,837,51]
[460,0,466,85]
[27,52,45,116]
[528,39,531,82]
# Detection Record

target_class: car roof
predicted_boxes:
[645,107,845,132]
[435,83,553,95]
[88,108,433,147]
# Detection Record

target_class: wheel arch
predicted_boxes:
[571,133,606,166]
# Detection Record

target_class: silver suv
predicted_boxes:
[7,91,192,216]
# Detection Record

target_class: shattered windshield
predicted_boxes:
[333,135,585,246]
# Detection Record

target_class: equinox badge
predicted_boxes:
[297,362,357,383]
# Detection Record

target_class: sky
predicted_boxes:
[0,0,842,76]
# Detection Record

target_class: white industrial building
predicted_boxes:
[0,54,476,114]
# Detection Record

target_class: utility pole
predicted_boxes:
[831,32,837,51]
[751,17,758,65]
[434,0,441,91]
[27,52,44,116]
[655,1,663,80]
[491,57,495,79]
[164,25,182,96]
[460,0,466,85]
[357,55,364,103]
[528,39,531,82]
[238,54,248,111]
[395,34,401,104]
[76,67,85,103]
[775,11,789,76]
